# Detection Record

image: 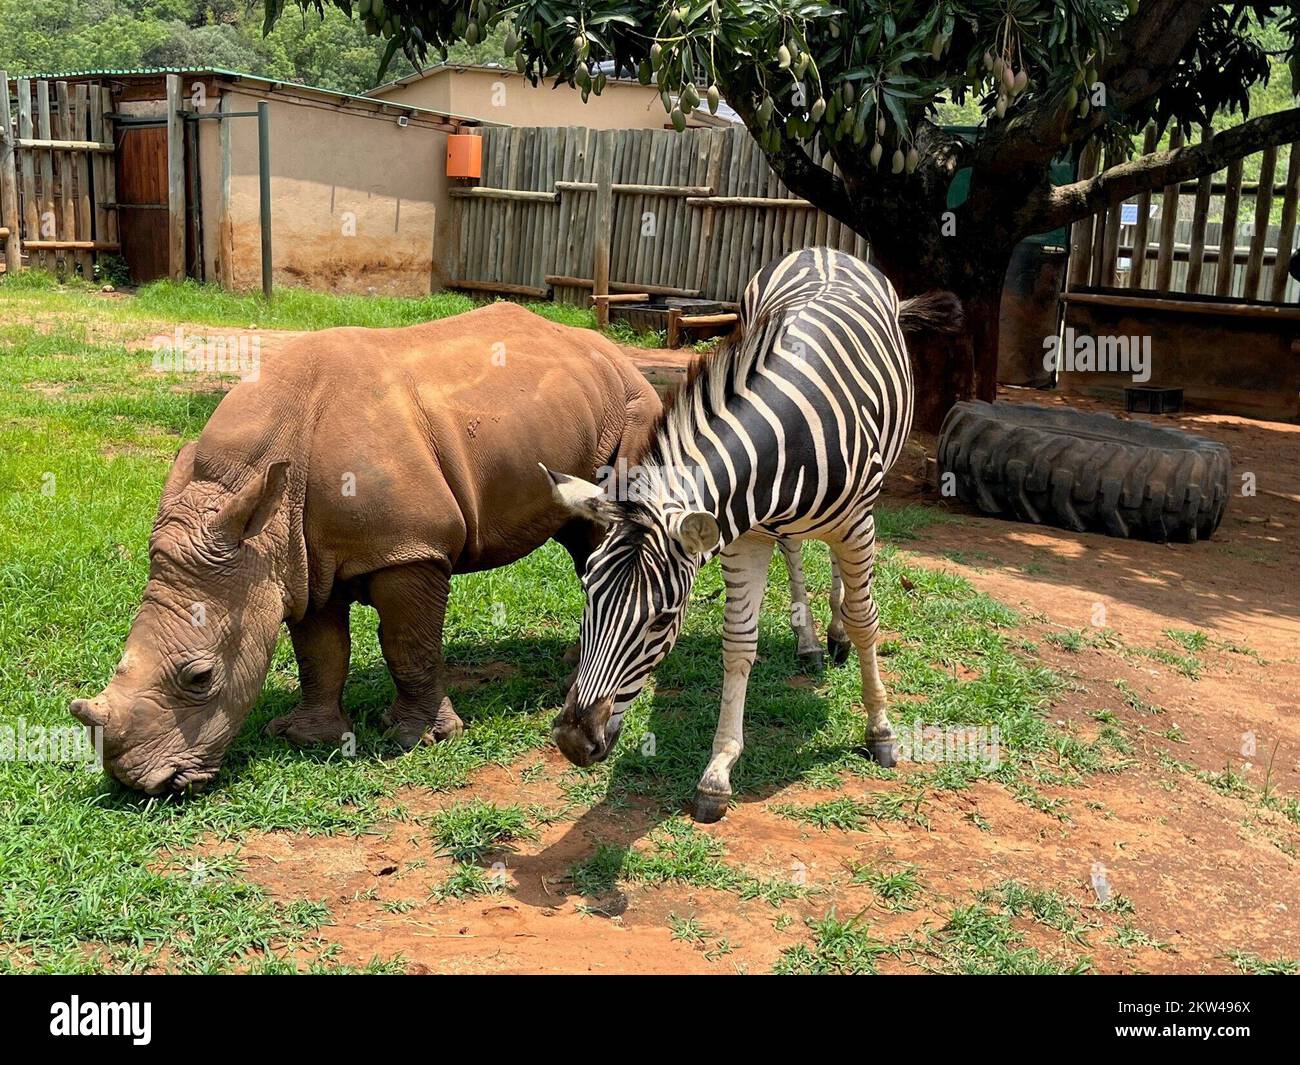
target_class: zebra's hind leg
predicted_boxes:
[694,534,774,823]
[779,538,823,673]
[830,518,898,767]
[827,557,852,666]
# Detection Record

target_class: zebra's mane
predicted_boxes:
[635,308,784,473]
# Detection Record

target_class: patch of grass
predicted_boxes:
[850,864,923,911]
[773,910,891,975]
[1163,628,1208,654]
[1045,629,1084,652]
[570,818,804,906]
[1108,923,1170,952]
[1227,950,1300,975]
[427,800,536,862]
[772,790,928,831]
[432,863,505,902]
[982,881,1094,943]
[910,902,1092,975]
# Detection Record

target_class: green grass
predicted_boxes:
[773,911,892,975]
[0,271,666,345]
[427,800,536,862]
[0,279,1077,972]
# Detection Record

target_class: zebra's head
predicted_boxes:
[542,465,720,767]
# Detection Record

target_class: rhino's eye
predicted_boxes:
[178,659,216,693]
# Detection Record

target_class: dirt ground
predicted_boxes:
[193,360,1298,974]
[30,308,1300,972]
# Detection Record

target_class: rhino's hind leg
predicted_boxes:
[265,597,354,746]
[371,561,464,749]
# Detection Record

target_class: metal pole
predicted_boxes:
[258,100,272,300]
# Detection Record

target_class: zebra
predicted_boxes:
[543,247,960,822]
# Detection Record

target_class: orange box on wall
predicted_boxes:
[446,134,482,179]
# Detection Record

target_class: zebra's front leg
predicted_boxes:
[827,557,852,666]
[830,519,898,767]
[694,534,774,824]
[779,539,823,674]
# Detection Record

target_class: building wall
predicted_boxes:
[371,67,707,130]
[213,86,456,295]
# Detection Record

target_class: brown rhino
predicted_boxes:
[69,303,661,795]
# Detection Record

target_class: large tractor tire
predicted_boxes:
[937,401,1231,543]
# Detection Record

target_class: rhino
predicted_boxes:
[69,303,661,794]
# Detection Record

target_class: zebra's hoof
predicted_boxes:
[866,736,899,768]
[827,635,852,666]
[693,790,731,824]
[797,649,825,675]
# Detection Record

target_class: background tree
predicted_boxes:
[261,0,1300,425]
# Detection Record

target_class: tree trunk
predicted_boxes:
[871,227,1012,433]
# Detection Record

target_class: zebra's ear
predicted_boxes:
[540,464,615,526]
[672,511,721,556]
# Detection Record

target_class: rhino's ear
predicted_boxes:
[159,442,198,514]
[540,464,616,526]
[213,461,291,546]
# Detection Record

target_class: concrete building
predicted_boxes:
[39,68,483,294]
[365,64,738,130]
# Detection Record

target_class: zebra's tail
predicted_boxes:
[897,291,964,335]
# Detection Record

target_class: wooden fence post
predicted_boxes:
[592,129,613,327]
[0,71,21,274]
[166,75,186,282]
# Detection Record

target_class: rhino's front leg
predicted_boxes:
[265,597,354,746]
[371,560,464,749]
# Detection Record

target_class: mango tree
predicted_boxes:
[268,0,1300,427]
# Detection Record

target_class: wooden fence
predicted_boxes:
[449,125,868,307]
[1068,127,1300,303]
[0,72,120,279]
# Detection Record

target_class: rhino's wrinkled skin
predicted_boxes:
[70,304,660,794]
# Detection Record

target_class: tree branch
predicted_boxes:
[1042,106,1300,230]
[721,84,856,226]
[973,0,1216,178]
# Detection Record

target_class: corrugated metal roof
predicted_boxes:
[8,66,488,125]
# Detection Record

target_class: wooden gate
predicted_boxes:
[115,125,169,283]
[0,72,119,278]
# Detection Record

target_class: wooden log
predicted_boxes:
[1153,127,1185,291]
[1127,125,1159,290]
[36,81,55,271]
[684,194,816,209]
[556,180,713,196]
[445,278,549,297]
[166,75,185,281]
[0,72,22,274]
[448,185,557,203]
[22,239,120,250]
[1215,157,1244,297]
[1243,144,1276,300]
[678,312,738,326]
[1100,149,1123,287]
[14,138,114,152]
[592,129,613,327]
[545,274,702,298]
[1066,142,1099,290]
[1269,142,1300,302]
[694,130,725,295]
[1063,290,1300,321]
[590,292,650,304]
[1184,125,1214,295]
[73,85,93,276]
[99,88,118,248]
[16,81,38,269]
